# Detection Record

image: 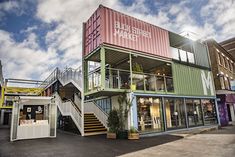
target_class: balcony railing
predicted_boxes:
[88,69,101,92]
[86,67,174,93]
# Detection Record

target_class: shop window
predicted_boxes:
[165,98,186,130]
[202,99,217,125]
[137,97,164,133]
[19,105,49,126]
[186,99,203,127]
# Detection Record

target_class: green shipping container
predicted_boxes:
[172,63,215,97]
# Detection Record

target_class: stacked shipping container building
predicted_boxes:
[83,5,219,134]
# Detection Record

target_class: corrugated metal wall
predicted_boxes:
[193,42,210,68]
[172,63,215,96]
[83,5,170,58]
[83,8,102,56]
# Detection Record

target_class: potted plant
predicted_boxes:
[107,109,119,139]
[117,92,133,139]
[128,126,139,140]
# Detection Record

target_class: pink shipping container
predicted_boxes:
[83,5,170,58]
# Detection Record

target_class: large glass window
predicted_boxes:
[19,105,49,126]
[202,99,217,125]
[186,99,203,127]
[165,98,186,130]
[170,47,180,60]
[137,97,164,133]
[179,49,187,62]
[187,52,195,63]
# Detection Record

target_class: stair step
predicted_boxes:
[84,123,102,126]
[84,128,107,133]
[84,131,107,136]
[84,117,97,120]
[84,125,105,129]
[84,121,101,124]
[84,119,100,122]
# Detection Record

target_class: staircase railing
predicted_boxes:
[40,67,82,91]
[84,101,108,128]
[58,67,82,91]
[55,93,82,133]
[74,93,82,113]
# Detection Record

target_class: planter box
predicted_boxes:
[128,133,140,140]
[117,130,128,139]
[107,132,116,139]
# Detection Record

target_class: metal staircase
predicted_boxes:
[55,93,82,134]
[41,67,108,136]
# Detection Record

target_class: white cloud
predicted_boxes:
[1,0,235,81]
[0,30,59,80]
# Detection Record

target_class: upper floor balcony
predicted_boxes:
[84,45,174,96]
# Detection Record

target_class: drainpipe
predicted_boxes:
[215,98,221,126]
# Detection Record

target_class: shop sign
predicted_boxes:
[114,21,151,41]
[201,70,214,95]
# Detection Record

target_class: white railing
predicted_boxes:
[84,101,108,128]
[40,67,82,91]
[74,93,82,112]
[55,93,82,133]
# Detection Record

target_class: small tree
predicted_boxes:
[117,92,133,131]
[107,109,119,133]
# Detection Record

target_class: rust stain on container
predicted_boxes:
[83,5,170,58]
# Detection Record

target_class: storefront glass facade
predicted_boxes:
[136,96,218,133]
[137,97,164,133]
[165,98,186,130]
[186,99,203,127]
[202,99,217,125]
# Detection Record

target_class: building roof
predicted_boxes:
[220,37,235,60]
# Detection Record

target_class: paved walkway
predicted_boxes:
[119,126,235,157]
[0,128,181,157]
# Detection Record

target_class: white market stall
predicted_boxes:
[10,96,57,141]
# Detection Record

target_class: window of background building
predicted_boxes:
[224,76,230,90]
[220,54,225,66]
[224,57,229,69]
[220,76,225,89]
[230,62,233,72]
[217,53,221,65]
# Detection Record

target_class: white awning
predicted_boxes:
[18,96,53,105]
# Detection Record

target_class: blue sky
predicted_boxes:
[0,0,235,81]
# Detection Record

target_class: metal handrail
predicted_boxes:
[64,99,81,116]
[91,100,108,117]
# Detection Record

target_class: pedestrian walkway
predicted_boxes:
[119,125,235,157]
[0,128,182,157]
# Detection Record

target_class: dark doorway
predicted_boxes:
[227,104,232,122]
[3,112,10,125]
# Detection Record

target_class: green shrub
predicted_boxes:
[107,109,119,133]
